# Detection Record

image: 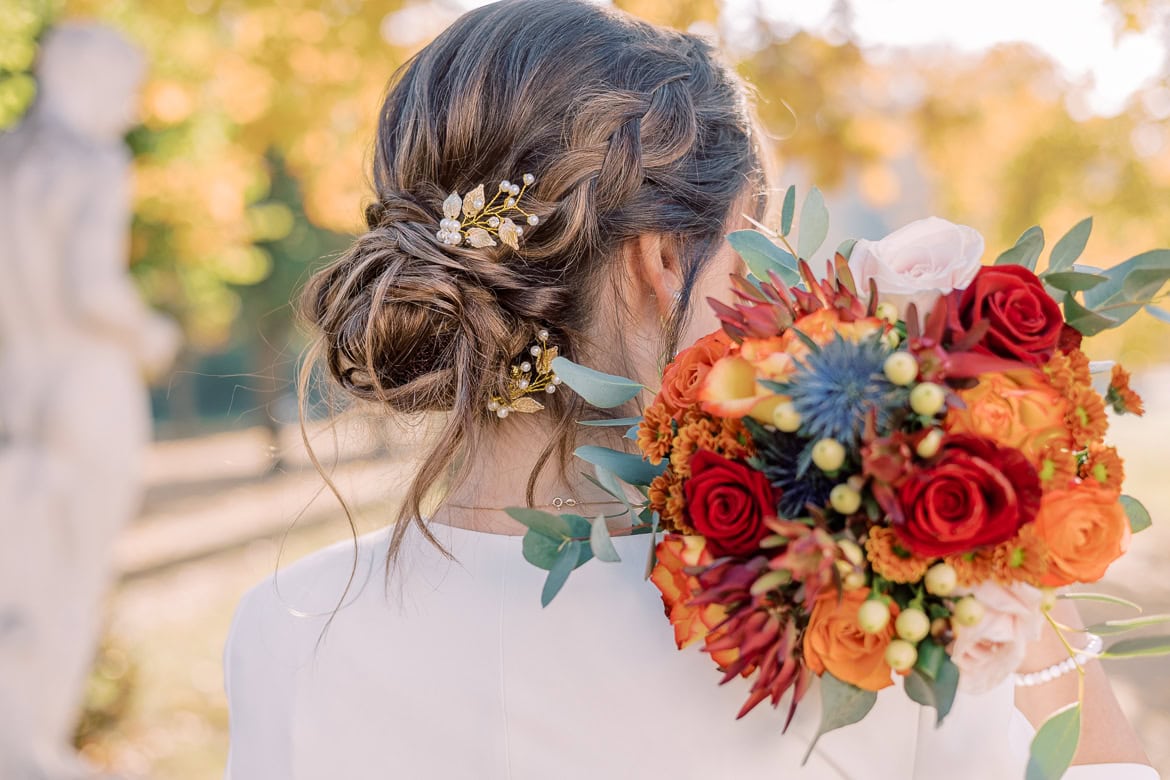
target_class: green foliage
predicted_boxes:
[1027,704,1081,780]
[1086,614,1170,636]
[903,656,960,726]
[1121,495,1152,533]
[1047,217,1093,272]
[550,356,643,408]
[994,226,1045,271]
[1101,635,1170,658]
[727,229,800,286]
[574,445,664,487]
[589,513,621,563]
[0,0,55,130]
[780,184,796,236]
[802,673,877,765]
[796,186,829,261]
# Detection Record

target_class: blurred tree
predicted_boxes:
[64,0,1170,422]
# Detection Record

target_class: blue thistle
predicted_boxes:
[744,419,834,518]
[768,333,905,448]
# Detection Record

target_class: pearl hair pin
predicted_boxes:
[436,173,540,249]
[1013,632,1103,687]
[487,328,563,418]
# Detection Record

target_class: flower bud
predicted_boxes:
[843,570,868,591]
[857,598,891,634]
[812,438,846,472]
[883,352,918,386]
[875,301,899,325]
[895,608,931,643]
[771,401,802,432]
[885,639,918,672]
[750,568,793,596]
[830,484,862,515]
[837,539,865,567]
[953,596,985,627]
[924,562,958,596]
[915,428,945,459]
[909,382,946,416]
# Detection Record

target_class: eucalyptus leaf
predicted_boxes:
[802,673,877,765]
[903,657,959,726]
[523,530,561,570]
[1146,305,1170,324]
[1086,614,1170,636]
[586,464,631,506]
[574,445,664,487]
[797,187,829,261]
[589,514,621,563]
[1042,271,1106,293]
[1060,592,1142,611]
[1026,704,1081,780]
[505,508,571,539]
[1063,293,1119,337]
[549,356,643,409]
[994,226,1045,271]
[836,238,857,261]
[1121,495,1152,533]
[728,229,801,286]
[625,425,639,441]
[541,540,581,607]
[1100,635,1170,658]
[780,184,796,236]
[1082,249,1170,325]
[1048,217,1092,273]
[577,416,643,427]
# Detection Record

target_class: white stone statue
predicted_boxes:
[0,23,180,779]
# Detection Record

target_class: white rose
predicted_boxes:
[950,582,1044,694]
[848,217,985,324]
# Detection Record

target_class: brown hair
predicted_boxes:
[298,0,765,566]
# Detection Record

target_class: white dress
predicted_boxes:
[223,523,1158,780]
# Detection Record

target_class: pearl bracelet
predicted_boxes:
[1014,633,1103,687]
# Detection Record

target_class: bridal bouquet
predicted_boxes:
[507,187,1170,780]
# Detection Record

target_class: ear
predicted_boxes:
[623,233,682,319]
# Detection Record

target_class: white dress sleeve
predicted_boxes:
[1063,766,1161,779]
[222,580,296,780]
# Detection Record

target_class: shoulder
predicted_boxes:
[224,528,394,672]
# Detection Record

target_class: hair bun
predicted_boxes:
[301,208,528,413]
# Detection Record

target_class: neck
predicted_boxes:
[435,414,632,535]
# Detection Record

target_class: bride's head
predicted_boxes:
[300,0,766,539]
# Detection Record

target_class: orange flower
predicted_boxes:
[669,410,754,479]
[1033,485,1131,586]
[1045,348,1092,398]
[1080,443,1125,493]
[637,402,674,465]
[660,330,733,415]
[699,355,776,419]
[1036,443,1079,491]
[991,524,1048,586]
[1065,385,1109,448]
[1106,364,1145,416]
[944,548,996,588]
[865,526,932,584]
[648,469,690,533]
[945,369,1072,467]
[649,535,735,666]
[802,587,896,691]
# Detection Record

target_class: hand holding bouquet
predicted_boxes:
[509,189,1170,779]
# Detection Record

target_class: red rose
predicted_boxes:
[893,434,1042,557]
[950,265,1063,365]
[684,450,778,557]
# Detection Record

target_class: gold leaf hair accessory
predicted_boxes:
[436,174,540,250]
[486,328,562,418]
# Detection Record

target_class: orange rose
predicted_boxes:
[649,535,730,656]
[660,330,733,415]
[945,369,1071,466]
[1033,485,1131,586]
[802,587,896,691]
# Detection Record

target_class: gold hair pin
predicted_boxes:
[486,329,562,418]
[436,174,540,249]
